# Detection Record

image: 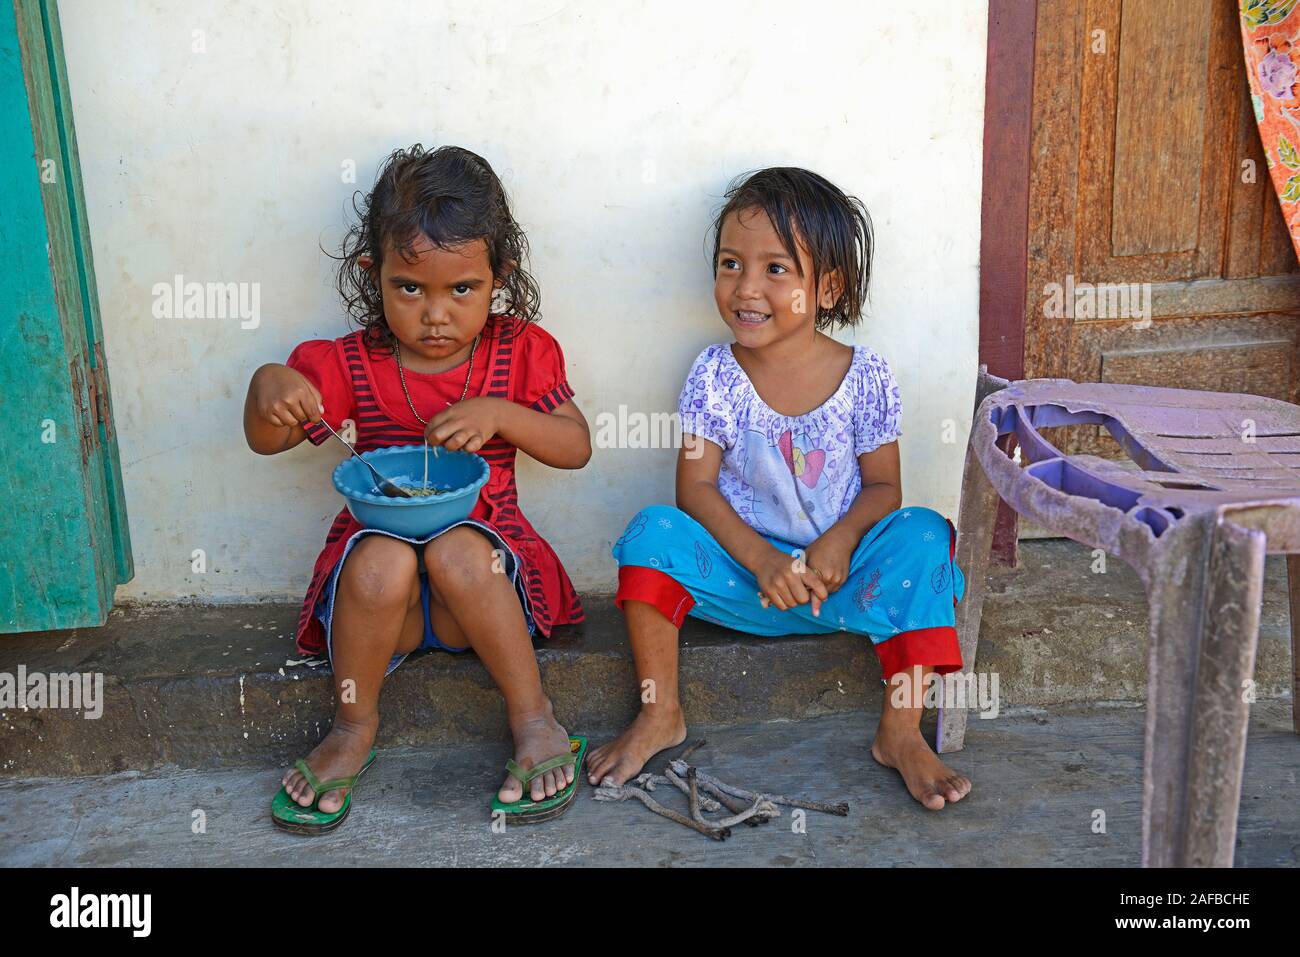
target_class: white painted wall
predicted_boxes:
[59,0,988,602]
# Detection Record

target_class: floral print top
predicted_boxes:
[677,343,903,547]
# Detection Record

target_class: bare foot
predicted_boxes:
[586,706,687,786]
[280,715,378,814]
[497,699,575,803]
[871,723,972,811]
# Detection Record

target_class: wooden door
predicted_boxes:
[0,0,132,632]
[1024,0,1300,458]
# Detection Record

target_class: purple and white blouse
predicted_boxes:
[677,343,903,547]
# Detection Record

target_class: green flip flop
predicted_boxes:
[271,750,377,835]
[490,736,588,825]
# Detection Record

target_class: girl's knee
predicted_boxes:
[634,504,689,528]
[904,506,955,553]
[613,505,689,564]
[904,506,950,531]
[339,537,418,609]
[423,526,496,588]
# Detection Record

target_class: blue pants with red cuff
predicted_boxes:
[611,505,965,678]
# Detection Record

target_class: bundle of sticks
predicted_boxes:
[591,740,849,841]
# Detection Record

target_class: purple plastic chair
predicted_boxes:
[942,370,1300,867]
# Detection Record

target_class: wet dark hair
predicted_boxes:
[709,167,873,331]
[334,144,540,350]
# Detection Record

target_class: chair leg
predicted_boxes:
[936,436,1000,754]
[1142,514,1266,867]
[1286,555,1300,735]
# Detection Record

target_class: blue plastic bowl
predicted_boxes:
[332,445,489,539]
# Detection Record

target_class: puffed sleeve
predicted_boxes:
[677,345,737,451]
[285,339,356,446]
[853,348,903,456]
[515,324,576,412]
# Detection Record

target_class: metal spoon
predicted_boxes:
[314,418,413,498]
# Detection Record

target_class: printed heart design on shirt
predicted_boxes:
[800,449,826,488]
[778,430,827,489]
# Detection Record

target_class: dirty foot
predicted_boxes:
[586,705,687,786]
[871,723,971,810]
[497,699,576,804]
[280,715,378,814]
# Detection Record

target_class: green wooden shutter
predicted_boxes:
[0,0,132,632]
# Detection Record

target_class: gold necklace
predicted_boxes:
[393,334,480,426]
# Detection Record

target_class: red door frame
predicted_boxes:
[979,0,1037,564]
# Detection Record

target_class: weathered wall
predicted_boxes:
[59,0,988,601]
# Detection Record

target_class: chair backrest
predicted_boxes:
[971,375,1300,557]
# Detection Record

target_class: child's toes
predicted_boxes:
[498,773,524,804]
[317,788,346,814]
[921,790,946,811]
[938,775,965,802]
[283,773,313,806]
[530,774,548,802]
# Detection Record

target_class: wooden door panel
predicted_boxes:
[1024,0,1087,386]
[0,0,132,632]
[1073,314,1298,396]
[1025,0,1300,463]
[1110,0,1213,260]
[1077,0,1239,284]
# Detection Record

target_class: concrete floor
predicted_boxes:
[2,700,1296,868]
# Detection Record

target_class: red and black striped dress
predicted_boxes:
[285,316,585,657]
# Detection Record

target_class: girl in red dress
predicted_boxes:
[244,145,590,830]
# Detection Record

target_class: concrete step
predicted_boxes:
[0,598,882,777]
[0,540,1294,777]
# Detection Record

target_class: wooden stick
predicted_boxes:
[593,783,731,840]
[668,759,849,816]
[678,738,707,762]
[678,769,769,825]
[709,795,780,829]
[664,765,772,826]
[661,769,723,813]
[644,768,763,828]
[687,767,704,824]
[694,777,776,824]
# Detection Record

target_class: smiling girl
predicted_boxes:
[245,145,590,831]
[588,167,972,811]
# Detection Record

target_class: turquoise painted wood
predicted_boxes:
[0,0,132,632]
